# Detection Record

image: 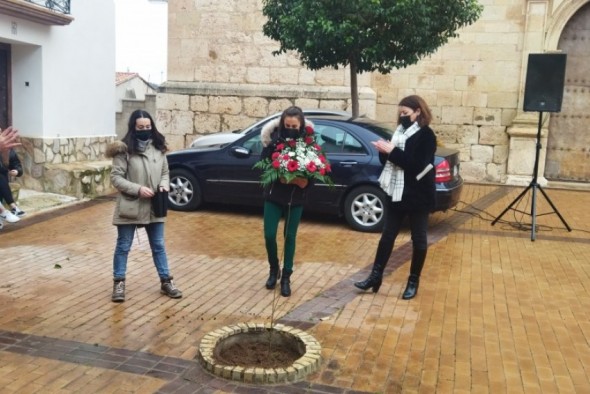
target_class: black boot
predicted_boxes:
[402,274,420,299]
[280,268,292,297]
[354,260,386,293]
[265,261,281,290]
[402,249,427,300]
[354,234,396,293]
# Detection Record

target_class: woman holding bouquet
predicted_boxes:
[259,106,312,297]
[354,95,436,300]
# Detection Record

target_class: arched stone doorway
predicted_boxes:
[545,2,590,182]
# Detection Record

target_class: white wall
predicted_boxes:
[43,1,116,138]
[0,1,116,138]
[11,44,43,134]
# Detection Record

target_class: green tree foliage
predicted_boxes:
[263,0,483,117]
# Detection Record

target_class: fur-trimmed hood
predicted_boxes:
[261,118,315,147]
[106,141,128,158]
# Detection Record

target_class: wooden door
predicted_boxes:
[546,3,590,182]
[0,43,10,129]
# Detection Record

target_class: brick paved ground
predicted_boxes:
[1,184,589,393]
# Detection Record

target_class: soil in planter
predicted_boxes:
[214,331,304,369]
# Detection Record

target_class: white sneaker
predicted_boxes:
[10,206,25,217]
[0,209,20,223]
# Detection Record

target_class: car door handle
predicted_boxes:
[339,161,358,166]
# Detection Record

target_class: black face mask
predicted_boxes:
[280,127,300,139]
[135,130,152,141]
[399,115,414,129]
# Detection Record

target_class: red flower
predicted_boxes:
[253,128,333,188]
[287,160,299,172]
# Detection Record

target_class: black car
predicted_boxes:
[166,116,463,232]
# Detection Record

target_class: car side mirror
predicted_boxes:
[231,146,250,158]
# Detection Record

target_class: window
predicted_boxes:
[242,134,263,155]
[315,125,366,154]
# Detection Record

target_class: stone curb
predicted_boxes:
[197,322,322,384]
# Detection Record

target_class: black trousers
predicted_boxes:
[374,204,429,267]
[0,173,15,205]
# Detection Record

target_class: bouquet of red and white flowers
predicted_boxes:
[254,125,333,187]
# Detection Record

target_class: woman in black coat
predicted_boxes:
[354,95,437,299]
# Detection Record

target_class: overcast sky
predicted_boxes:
[115,0,167,84]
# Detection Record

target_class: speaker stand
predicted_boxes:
[491,111,571,241]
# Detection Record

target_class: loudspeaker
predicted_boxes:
[523,53,567,112]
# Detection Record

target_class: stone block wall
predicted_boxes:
[164,0,522,183]
[116,94,157,139]
[368,0,528,184]
[15,135,116,197]
[168,0,372,89]
[164,0,376,153]
[156,82,376,152]
[163,0,587,185]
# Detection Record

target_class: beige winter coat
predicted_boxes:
[106,140,170,225]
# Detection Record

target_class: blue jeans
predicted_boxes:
[113,223,171,280]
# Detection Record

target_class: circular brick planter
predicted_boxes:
[197,323,322,384]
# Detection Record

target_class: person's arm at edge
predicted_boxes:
[0,127,21,151]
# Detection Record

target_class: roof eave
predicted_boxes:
[0,0,74,26]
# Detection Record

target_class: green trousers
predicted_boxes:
[263,201,303,271]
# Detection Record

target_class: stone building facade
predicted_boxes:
[158,0,590,187]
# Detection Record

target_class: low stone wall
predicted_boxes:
[42,161,114,198]
[9,182,20,202]
[156,81,377,152]
[15,136,116,198]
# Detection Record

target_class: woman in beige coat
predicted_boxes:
[106,109,182,303]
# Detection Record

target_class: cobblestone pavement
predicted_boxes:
[1,184,589,393]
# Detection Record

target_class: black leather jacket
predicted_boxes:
[0,149,23,177]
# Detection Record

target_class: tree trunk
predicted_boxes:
[349,60,359,118]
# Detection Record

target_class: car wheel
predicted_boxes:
[168,169,202,211]
[343,185,387,232]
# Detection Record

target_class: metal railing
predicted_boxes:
[25,0,70,15]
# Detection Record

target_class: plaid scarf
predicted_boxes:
[378,122,421,201]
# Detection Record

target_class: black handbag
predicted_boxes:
[152,190,169,218]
